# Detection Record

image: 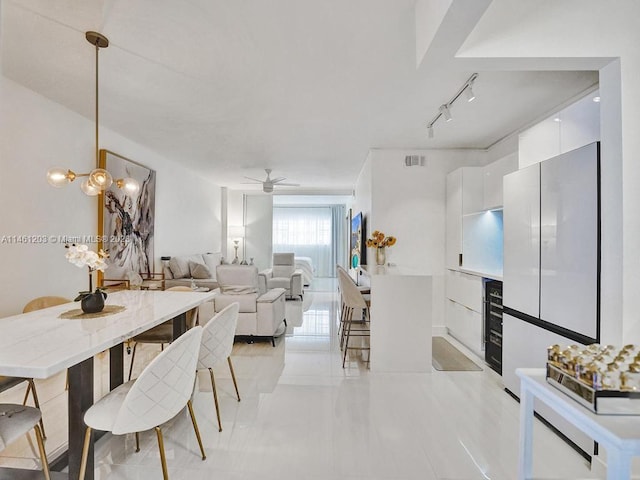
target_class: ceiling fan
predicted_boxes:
[242,169,300,193]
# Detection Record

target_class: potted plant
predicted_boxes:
[65,244,109,313]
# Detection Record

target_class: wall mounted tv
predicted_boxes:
[350,212,366,268]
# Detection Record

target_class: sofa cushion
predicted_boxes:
[189,261,211,279]
[169,257,190,279]
[169,254,205,279]
[215,293,257,313]
[202,253,221,280]
[272,265,295,277]
[267,277,291,290]
[216,265,259,290]
[257,288,286,303]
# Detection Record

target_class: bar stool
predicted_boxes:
[335,266,369,347]
[337,268,370,368]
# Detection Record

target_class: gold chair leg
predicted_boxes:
[155,427,169,480]
[34,424,51,480]
[22,381,32,405]
[186,400,206,460]
[208,368,222,432]
[27,379,46,439]
[128,342,138,381]
[227,357,241,402]
[78,427,92,480]
[135,432,140,452]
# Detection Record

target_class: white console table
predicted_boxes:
[517,368,640,480]
[359,265,432,373]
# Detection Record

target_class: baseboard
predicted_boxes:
[432,325,447,336]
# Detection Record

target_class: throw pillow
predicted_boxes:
[169,257,190,279]
[189,261,211,279]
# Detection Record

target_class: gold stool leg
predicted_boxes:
[208,368,222,432]
[135,432,140,452]
[227,357,241,402]
[27,379,46,439]
[187,400,206,460]
[155,427,169,480]
[342,308,354,368]
[34,424,51,480]
[78,427,92,480]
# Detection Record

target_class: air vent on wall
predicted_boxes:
[404,155,425,167]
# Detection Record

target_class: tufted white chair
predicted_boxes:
[198,303,241,432]
[79,326,206,480]
[0,404,50,479]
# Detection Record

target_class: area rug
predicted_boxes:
[432,337,482,371]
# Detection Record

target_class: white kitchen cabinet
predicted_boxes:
[445,270,484,357]
[483,153,518,210]
[503,163,540,319]
[445,167,483,269]
[446,269,483,313]
[518,90,599,169]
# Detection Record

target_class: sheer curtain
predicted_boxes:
[273,205,345,277]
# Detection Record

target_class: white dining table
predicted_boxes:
[0,289,216,480]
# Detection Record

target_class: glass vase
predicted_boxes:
[376,247,386,266]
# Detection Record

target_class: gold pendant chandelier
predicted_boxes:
[46,31,139,196]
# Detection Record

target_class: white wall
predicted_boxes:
[353,148,485,328]
[0,76,221,316]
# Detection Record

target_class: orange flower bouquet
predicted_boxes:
[365,230,397,248]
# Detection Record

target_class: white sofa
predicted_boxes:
[214,265,286,346]
[163,253,221,290]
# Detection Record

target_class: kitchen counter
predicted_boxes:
[359,266,432,373]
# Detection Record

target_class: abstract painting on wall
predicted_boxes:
[98,149,156,282]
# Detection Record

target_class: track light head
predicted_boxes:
[427,125,434,139]
[465,84,476,102]
[439,104,452,122]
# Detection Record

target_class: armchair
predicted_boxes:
[214,265,286,346]
[259,253,304,300]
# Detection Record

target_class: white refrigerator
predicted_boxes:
[502,141,600,455]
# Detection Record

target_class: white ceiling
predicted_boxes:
[0,0,598,191]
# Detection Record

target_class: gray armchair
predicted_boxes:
[259,253,304,300]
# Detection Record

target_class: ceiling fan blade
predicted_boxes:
[274,182,300,187]
[270,177,287,184]
[243,176,264,183]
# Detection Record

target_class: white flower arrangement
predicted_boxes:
[65,244,109,272]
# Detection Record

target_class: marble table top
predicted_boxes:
[0,290,216,378]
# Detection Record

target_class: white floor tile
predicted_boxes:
[0,284,603,479]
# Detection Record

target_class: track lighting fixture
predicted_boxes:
[46,32,140,196]
[440,104,453,122]
[426,73,478,139]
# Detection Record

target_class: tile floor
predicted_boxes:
[1,277,602,479]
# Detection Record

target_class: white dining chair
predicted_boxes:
[198,303,241,432]
[0,403,50,479]
[79,326,206,480]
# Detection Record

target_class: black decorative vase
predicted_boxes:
[81,290,107,314]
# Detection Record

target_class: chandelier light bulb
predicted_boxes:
[46,168,74,187]
[88,168,113,190]
[80,179,100,196]
[117,177,140,193]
